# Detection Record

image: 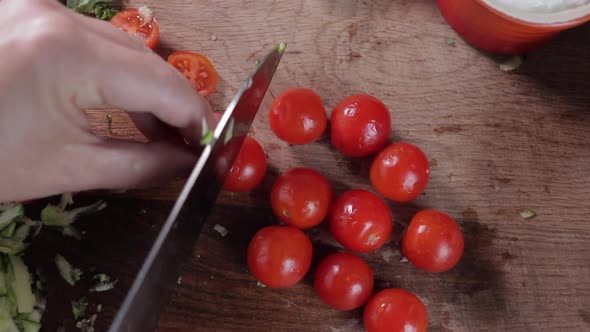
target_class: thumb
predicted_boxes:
[69,140,198,191]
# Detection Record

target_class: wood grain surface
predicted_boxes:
[39,0,590,331]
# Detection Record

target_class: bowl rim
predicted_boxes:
[475,0,590,28]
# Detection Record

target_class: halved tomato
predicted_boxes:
[167,51,219,97]
[111,8,160,49]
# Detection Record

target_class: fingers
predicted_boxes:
[66,139,198,191]
[79,41,214,138]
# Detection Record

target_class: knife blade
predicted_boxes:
[108,44,285,332]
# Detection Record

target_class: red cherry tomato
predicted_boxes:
[167,51,219,96]
[111,8,160,49]
[329,190,392,253]
[364,288,428,332]
[269,88,327,145]
[247,226,312,288]
[370,142,430,202]
[402,209,464,272]
[270,168,332,229]
[331,94,391,157]
[314,253,374,311]
[221,137,267,192]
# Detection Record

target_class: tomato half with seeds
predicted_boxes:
[329,190,392,253]
[247,226,313,288]
[269,88,327,145]
[314,253,374,311]
[331,94,392,157]
[402,209,464,272]
[370,142,430,202]
[167,51,219,96]
[364,288,428,332]
[111,8,160,49]
[221,137,267,192]
[270,168,332,229]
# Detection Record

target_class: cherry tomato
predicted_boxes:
[329,190,392,253]
[220,137,267,192]
[364,288,428,332]
[247,226,312,288]
[167,51,219,96]
[370,142,430,202]
[111,8,160,49]
[314,253,374,311]
[270,168,332,229]
[331,94,392,157]
[269,88,327,145]
[402,209,464,272]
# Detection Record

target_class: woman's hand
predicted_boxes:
[0,0,214,202]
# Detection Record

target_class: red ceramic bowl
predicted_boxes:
[437,0,590,54]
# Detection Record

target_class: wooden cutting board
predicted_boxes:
[39,0,590,331]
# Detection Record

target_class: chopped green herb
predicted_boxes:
[93,2,118,20]
[200,118,214,145]
[54,254,82,286]
[256,281,266,288]
[277,42,287,54]
[0,205,24,231]
[66,0,118,21]
[72,297,87,321]
[0,237,28,255]
[41,200,106,228]
[520,209,536,219]
[446,38,456,47]
[0,222,16,238]
[93,273,108,283]
[12,223,32,242]
[255,59,261,65]
[400,256,408,263]
[76,313,97,332]
[90,273,117,292]
[499,55,525,72]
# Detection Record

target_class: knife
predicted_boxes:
[108,44,286,332]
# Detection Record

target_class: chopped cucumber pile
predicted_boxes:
[0,194,108,331]
[0,248,42,332]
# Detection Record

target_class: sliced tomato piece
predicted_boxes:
[111,8,160,49]
[167,51,219,97]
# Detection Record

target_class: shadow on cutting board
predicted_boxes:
[522,23,590,110]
